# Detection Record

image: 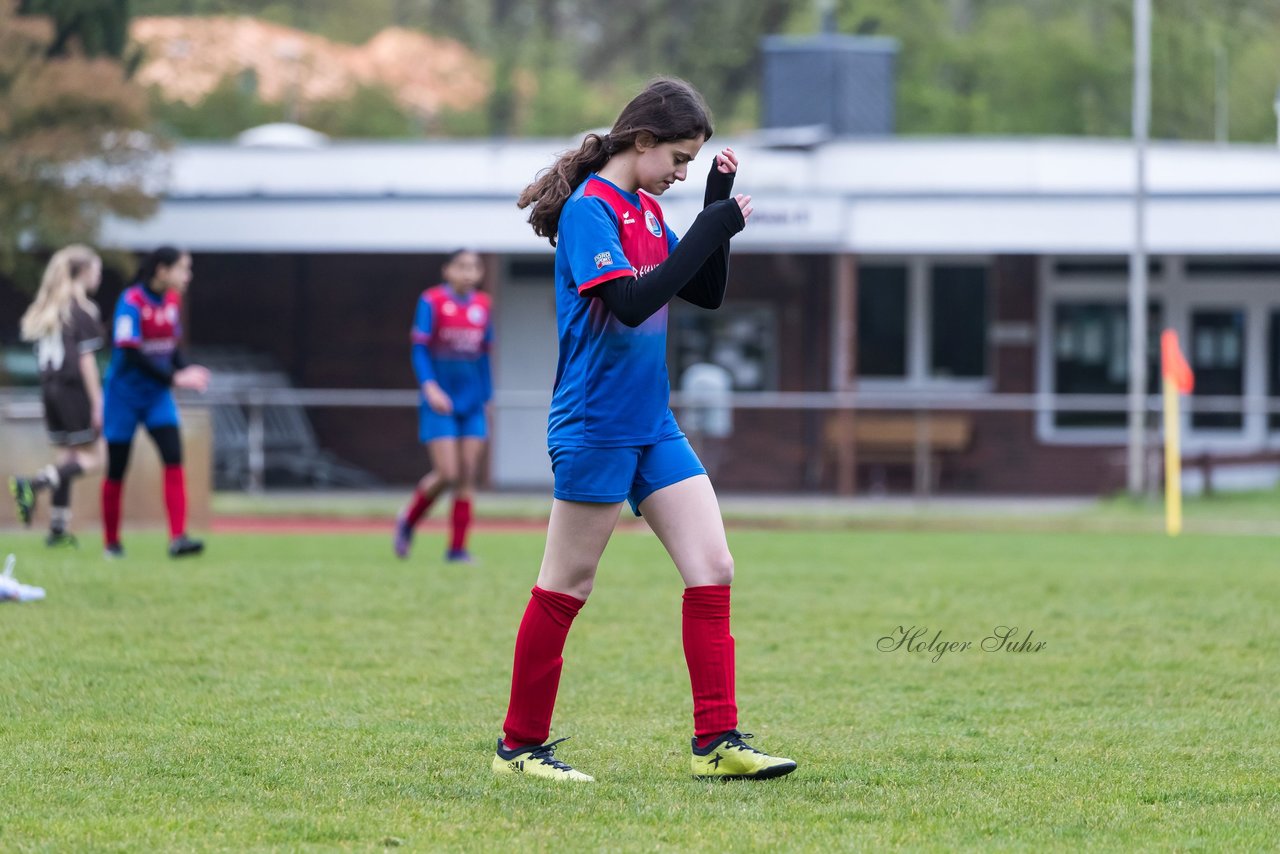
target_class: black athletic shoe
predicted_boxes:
[45,530,79,549]
[9,476,35,527]
[104,543,125,560]
[168,534,205,558]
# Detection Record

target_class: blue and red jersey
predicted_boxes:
[411,285,493,415]
[106,284,183,396]
[548,173,681,447]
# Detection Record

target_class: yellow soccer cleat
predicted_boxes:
[691,730,797,780]
[492,737,594,782]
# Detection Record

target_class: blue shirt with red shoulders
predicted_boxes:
[106,284,183,398]
[548,173,682,447]
[411,285,493,416]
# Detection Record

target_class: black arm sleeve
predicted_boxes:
[677,158,738,309]
[121,347,174,385]
[592,199,745,328]
[172,348,190,370]
[703,159,735,208]
[677,244,729,310]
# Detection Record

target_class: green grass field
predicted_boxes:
[1,526,1277,851]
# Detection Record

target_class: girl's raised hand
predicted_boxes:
[735,193,753,223]
[704,147,739,207]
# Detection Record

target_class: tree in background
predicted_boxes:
[108,0,1280,141]
[1,3,158,290]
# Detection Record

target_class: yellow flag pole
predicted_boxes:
[1162,375,1182,536]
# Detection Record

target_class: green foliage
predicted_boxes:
[0,4,158,291]
[23,0,1280,140]
[18,0,132,58]
[149,72,421,140]
[149,71,284,139]
[0,528,1277,848]
[835,0,1280,140]
[305,84,420,138]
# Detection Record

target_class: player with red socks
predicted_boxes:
[492,78,796,782]
[101,246,210,559]
[394,250,493,564]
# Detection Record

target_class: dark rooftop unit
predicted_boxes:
[761,34,899,138]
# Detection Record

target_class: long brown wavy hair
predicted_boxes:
[517,77,714,246]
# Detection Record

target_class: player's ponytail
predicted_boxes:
[19,245,100,341]
[133,245,185,288]
[518,77,714,246]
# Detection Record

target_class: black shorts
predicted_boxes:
[42,382,97,447]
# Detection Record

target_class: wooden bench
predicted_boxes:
[824,412,974,495]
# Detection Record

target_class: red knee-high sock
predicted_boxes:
[102,479,123,548]
[683,585,738,746]
[163,465,186,539]
[502,586,585,749]
[450,498,472,552]
[402,487,434,529]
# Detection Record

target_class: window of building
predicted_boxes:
[1186,259,1280,277]
[854,259,989,383]
[856,265,908,377]
[1054,259,1163,278]
[930,265,987,378]
[1190,310,1246,430]
[672,302,777,391]
[1052,301,1161,428]
[1271,311,1280,432]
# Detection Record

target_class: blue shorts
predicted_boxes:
[103,387,179,444]
[420,405,488,443]
[549,434,706,516]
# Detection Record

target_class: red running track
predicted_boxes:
[212,516,553,535]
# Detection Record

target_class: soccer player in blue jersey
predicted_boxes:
[491,78,796,782]
[394,249,493,563]
[101,246,210,559]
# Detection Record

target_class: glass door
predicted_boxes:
[1270,311,1280,432]
[1189,309,1246,431]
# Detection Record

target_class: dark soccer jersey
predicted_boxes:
[106,284,183,396]
[548,174,681,447]
[35,303,104,386]
[411,285,493,415]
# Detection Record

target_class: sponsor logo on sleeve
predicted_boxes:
[115,315,134,341]
[594,251,613,269]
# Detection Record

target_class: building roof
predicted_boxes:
[102,132,1280,255]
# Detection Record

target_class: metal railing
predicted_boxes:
[4,388,1279,494]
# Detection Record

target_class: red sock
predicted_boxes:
[403,487,433,529]
[163,465,186,539]
[450,498,472,553]
[102,479,123,547]
[502,586,585,749]
[683,585,738,746]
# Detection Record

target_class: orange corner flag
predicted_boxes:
[1161,329,1194,394]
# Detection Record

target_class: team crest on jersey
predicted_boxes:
[644,210,663,238]
[594,251,613,269]
[167,305,179,324]
[467,304,488,325]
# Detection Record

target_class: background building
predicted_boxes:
[2,130,1254,494]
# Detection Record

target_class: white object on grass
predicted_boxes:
[1,554,46,603]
